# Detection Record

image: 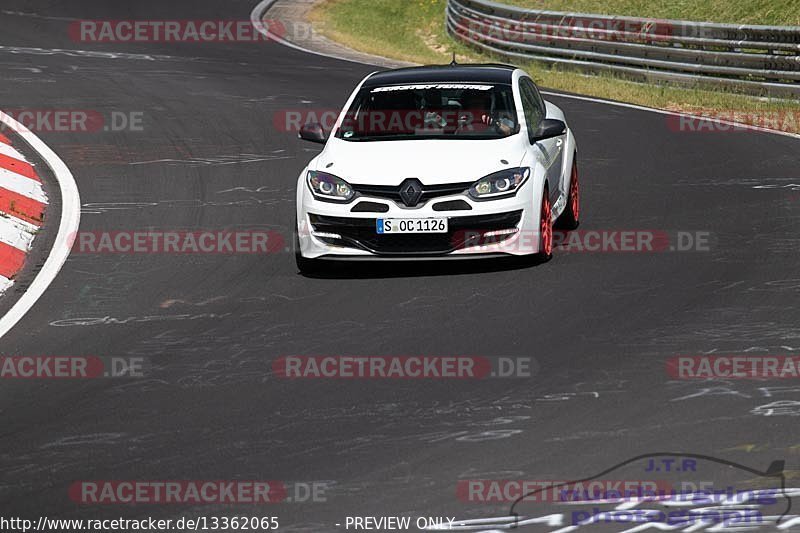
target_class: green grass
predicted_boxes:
[309,0,449,65]
[309,0,800,133]
[504,0,800,26]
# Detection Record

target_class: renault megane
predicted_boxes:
[294,63,579,272]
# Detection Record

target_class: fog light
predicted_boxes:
[482,228,519,238]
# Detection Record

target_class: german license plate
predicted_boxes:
[376,218,448,234]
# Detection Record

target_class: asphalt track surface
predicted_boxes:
[0,1,799,531]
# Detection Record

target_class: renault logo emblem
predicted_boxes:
[399,178,423,207]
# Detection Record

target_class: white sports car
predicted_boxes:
[294,63,579,272]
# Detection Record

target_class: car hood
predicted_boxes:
[314,136,526,186]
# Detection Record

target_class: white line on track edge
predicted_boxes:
[250,0,800,142]
[250,0,374,65]
[0,112,81,340]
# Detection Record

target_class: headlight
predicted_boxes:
[469,168,530,199]
[307,171,354,202]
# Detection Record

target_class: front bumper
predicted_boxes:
[309,210,522,256]
[297,179,541,260]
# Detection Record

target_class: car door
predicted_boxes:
[520,78,563,204]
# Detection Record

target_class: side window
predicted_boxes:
[519,78,544,142]
[530,82,547,119]
[523,79,545,124]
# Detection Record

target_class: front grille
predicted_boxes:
[351,181,472,206]
[309,211,522,256]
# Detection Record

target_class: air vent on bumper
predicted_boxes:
[351,201,390,213]
[433,200,472,212]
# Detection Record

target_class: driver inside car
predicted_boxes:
[458,91,515,136]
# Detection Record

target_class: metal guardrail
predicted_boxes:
[446,0,800,97]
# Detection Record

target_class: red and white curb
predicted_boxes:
[0,114,80,339]
[0,132,47,292]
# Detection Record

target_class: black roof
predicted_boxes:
[362,64,518,88]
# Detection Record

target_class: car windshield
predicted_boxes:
[334,82,519,141]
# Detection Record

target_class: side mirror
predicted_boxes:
[299,122,327,144]
[531,119,566,143]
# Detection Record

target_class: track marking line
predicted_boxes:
[0,111,80,339]
[250,0,382,65]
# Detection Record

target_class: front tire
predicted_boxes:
[555,157,580,230]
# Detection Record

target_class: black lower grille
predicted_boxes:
[351,201,390,213]
[309,211,522,256]
[433,200,472,211]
